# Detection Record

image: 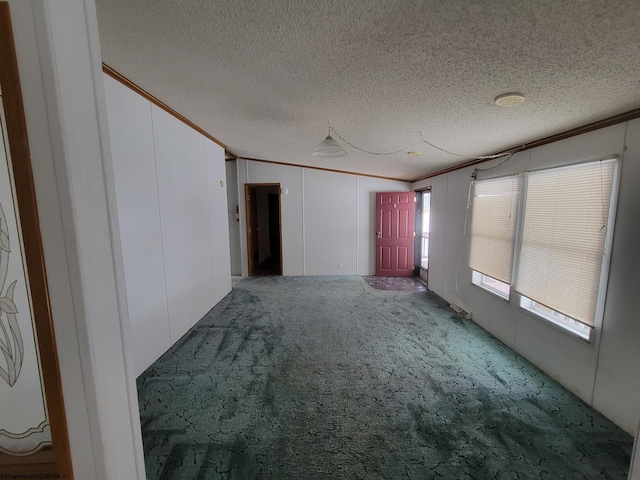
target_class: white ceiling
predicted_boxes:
[95,0,640,181]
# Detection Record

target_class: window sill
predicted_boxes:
[470,281,510,302]
[517,303,593,343]
[471,271,510,301]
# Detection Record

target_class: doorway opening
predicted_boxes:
[414,189,431,286]
[244,183,282,276]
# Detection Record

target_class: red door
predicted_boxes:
[376,191,415,276]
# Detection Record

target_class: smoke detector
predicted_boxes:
[495,93,525,107]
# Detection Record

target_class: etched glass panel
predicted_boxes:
[0,93,51,456]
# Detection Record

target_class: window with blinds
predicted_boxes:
[469,176,521,294]
[516,159,617,330]
[468,157,618,341]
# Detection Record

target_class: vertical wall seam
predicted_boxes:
[588,120,629,407]
[301,168,305,276]
[150,105,172,345]
[203,138,216,304]
[441,175,448,298]
[355,176,359,275]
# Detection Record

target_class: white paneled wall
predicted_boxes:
[225,161,242,275]
[237,161,304,276]
[426,175,446,298]
[205,140,233,304]
[104,75,231,376]
[237,160,411,276]
[153,106,214,343]
[442,171,471,307]
[304,169,358,275]
[418,122,640,435]
[593,118,640,431]
[104,76,170,375]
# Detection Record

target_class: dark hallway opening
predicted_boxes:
[245,184,282,276]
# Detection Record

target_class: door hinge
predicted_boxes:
[414,196,417,202]
[413,231,416,237]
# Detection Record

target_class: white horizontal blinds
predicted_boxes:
[516,159,617,326]
[469,176,521,283]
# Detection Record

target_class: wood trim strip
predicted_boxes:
[0,3,73,478]
[236,156,410,183]
[411,107,640,182]
[102,63,239,159]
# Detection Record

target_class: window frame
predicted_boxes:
[468,174,522,288]
[518,296,592,341]
[420,190,430,270]
[468,156,620,342]
[471,271,510,301]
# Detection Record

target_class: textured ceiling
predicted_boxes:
[95,0,640,181]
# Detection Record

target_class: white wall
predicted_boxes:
[104,76,170,377]
[206,141,233,305]
[238,160,304,276]
[304,169,358,274]
[236,160,410,276]
[426,175,445,297]
[104,76,231,376]
[225,161,242,275]
[415,121,640,435]
[9,1,144,478]
[593,118,640,430]
[153,106,215,343]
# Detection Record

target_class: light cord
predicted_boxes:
[327,123,524,160]
[419,132,522,160]
[473,153,516,174]
[330,128,421,156]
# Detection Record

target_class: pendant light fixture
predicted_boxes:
[312,122,347,158]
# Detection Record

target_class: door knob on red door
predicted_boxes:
[376,232,382,239]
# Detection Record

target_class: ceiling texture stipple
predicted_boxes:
[96,0,640,180]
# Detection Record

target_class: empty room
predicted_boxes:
[1,1,639,479]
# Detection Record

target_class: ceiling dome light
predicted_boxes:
[495,93,525,107]
[312,134,347,158]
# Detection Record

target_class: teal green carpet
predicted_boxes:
[137,276,632,479]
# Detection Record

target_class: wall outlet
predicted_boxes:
[337,263,342,270]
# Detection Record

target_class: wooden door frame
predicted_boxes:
[0,3,73,477]
[244,183,283,276]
